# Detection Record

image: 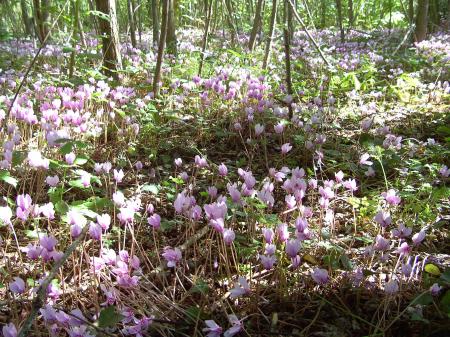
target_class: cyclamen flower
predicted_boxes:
[174,158,182,166]
[335,171,344,183]
[46,175,59,187]
[68,325,95,337]
[396,242,411,255]
[223,228,235,245]
[285,239,301,258]
[382,189,401,206]
[89,222,102,240]
[229,277,250,299]
[262,228,274,243]
[439,165,450,178]
[277,223,289,242]
[384,280,399,295]
[260,254,276,270]
[312,268,329,285]
[373,235,390,251]
[281,143,292,154]
[359,153,373,166]
[16,194,33,221]
[135,161,143,170]
[162,247,182,268]
[96,213,111,230]
[224,314,243,337]
[392,223,412,238]
[80,171,91,187]
[113,169,124,183]
[343,179,358,192]
[274,122,284,134]
[374,211,391,227]
[430,283,442,296]
[9,277,25,294]
[40,234,57,251]
[412,229,426,245]
[194,155,208,168]
[203,320,222,337]
[65,152,76,165]
[28,150,49,169]
[147,213,161,229]
[0,205,13,225]
[113,191,125,206]
[218,163,228,176]
[2,323,17,337]
[254,123,264,136]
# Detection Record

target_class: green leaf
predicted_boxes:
[440,268,450,284]
[425,264,441,276]
[440,290,450,314]
[190,279,209,294]
[74,155,89,165]
[98,306,123,328]
[141,184,160,195]
[0,170,17,188]
[412,293,433,306]
[55,201,69,215]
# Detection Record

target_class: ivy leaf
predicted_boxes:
[0,170,17,188]
[98,306,123,328]
[425,264,441,276]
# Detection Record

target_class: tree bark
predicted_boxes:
[75,0,87,48]
[21,0,33,36]
[408,0,414,23]
[263,0,277,69]
[151,0,160,46]
[153,0,169,97]
[335,0,344,43]
[320,0,326,28]
[198,0,214,76]
[348,0,354,27]
[283,0,293,119]
[127,0,137,47]
[95,0,122,79]
[414,0,429,42]
[248,0,263,51]
[166,0,177,55]
[33,0,50,43]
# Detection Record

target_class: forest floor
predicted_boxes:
[0,28,449,337]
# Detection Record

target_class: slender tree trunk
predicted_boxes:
[263,0,277,69]
[283,0,293,119]
[166,0,177,55]
[335,0,344,43]
[287,0,294,40]
[415,0,429,42]
[21,0,33,36]
[348,0,354,27]
[321,0,326,28]
[224,0,237,43]
[95,0,122,79]
[127,0,137,47]
[198,0,214,76]
[428,0,439,31]
[136,0,142,43]
[153,0,169,97]
[88,0,100,35]
[33,0,50,43]
[248,0,263,51]
[151,0,160,46]
[75,0,87,48]
[408,0,414,22]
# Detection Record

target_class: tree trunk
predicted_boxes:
[33,0,50,43]
[287,0,294,40]
[224,0,237,43]
[95,0,122,79]
[320,0,326,28]
[75,0,87,48]
[408,0,414,23]
[153,0,169,97]
[335,0,344,43]
[428,0,439,31]
[166,0,177,55]
[127,0,137,47]
[248,0,263,51]
[151,0,160,46]
[263,0,277,69]
[348,0,354,27]
[283,0,293,119]
[414,0,429,42]
[198,0,214,76]
[21,0,33,36]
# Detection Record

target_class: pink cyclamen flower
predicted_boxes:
[277,223,289,242]
[2,323,17,337]
[359,153,373,166]
[312,268,329,285]
[224,314,242,337]
[223,228,235,245]
[9,277,25,294]
[229,277,250,299]
[384,280,399,295]
[412,229,426,245]
[430,283,442,296]
[285,239,301,258]
[396,242,411,255]
[162,247,182,268]
[0,206,13,225]
[40,234,57,251]
[80,171,91,187]
[174,158,182,166]
[254,124,264,136]
[194,155,208,168]
[382,189,401,206]
[343,179,358,192]
[391,223,412,238]
[374,211,391,227]
[113,169,124,183]
[203,320,222,337]
[335,171,344,183]
[218,163,228,176]
[89,222,102,240]
[260,254,276,270]
[135,161,143,170]
[65,152,76,165]
[147,213,161,229]
[281,143,292,154]
[96,213,111,231]
[439,165,450,178]
[262,228,274,244]
[45,175,59,187]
